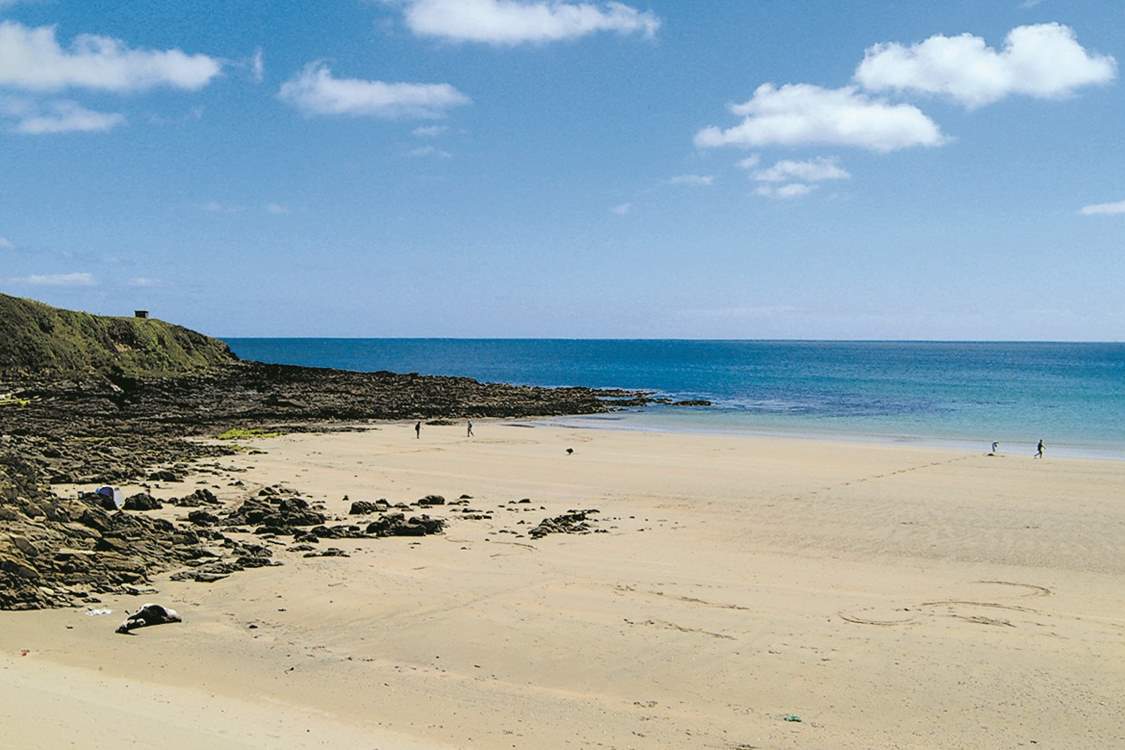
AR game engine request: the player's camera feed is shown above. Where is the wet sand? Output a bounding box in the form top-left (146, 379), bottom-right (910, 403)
top-left (3, 423), bottom-right (1124, 749)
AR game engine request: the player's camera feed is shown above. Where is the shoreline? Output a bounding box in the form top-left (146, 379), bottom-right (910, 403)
top-left (529, 412), bottom-right (1125, 462)
top-left (4, 421), bottom-right (1124, 748)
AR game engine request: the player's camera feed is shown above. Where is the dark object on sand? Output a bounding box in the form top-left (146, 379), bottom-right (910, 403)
top-left (123, 492), bottom-right (162, 511)
top-left (566, 448), bottom-right (574, 455)
top-left (116, 603), bottom-right (182, 634)
top-left (86, 486), bottom-right (122, 510)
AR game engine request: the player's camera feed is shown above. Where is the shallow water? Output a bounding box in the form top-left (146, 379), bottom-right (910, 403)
top-left (224, 339), bottom-right (1125, 457)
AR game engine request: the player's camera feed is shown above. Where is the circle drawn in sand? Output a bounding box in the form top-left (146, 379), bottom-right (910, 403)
top-left (971, 580), bottom-right (1052, 598)
top-left (837, 607), bottom-right (918, 626)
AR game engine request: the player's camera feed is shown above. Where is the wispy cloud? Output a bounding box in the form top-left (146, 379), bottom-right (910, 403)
top-left (407, 145), bottom-right (451, 158)
top-left (696, 83), bottom-right (944, 153)
top-left (0, 21), bottom-right (222, 93)
top-left (1, 97), bottom-right (125, 134)
top-left (127, 276), bottom-right (162, 288)
top-left (4, 272), bottom-right (96, 286)
top-left (411, 124), bottom-right (448, 138)
top-left (250, 48), bottom-right (264, 83)
top-left (401, 0), bottom-right (660, 45)
top-left (1079, 199), bottom-right (1125, 216)
top-left (201, 200), bottom-right (244, 214)
top-left (265, 202), bottom-right (289, 214)
top-left (664, 174), bottom-right (714, 187)
top-left (0, 236), bottom-right (13, 250)
top-left (856, 23), bottom-right (1116, 108)
top-left (752, 157), bottom-right (849, 183)
top-left (610, 202), bottom-right (632, 215)
top-left (754, 183), bottom-right (815, 200)
top-left (279, 61), bottom-right (470, 119)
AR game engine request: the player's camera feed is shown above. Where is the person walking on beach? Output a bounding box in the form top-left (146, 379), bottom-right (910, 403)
top-left (1035, 439), bottom-right (1045, 459)
top-left (415, 421), bottom-right (422, 440)
top-left (991, 441), bottom-right (999, 455)
top-left (467, 419), bottom-right (474, 438)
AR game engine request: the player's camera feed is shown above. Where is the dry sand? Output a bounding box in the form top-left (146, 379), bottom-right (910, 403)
top-left (2, 422), bottom-right (1124, 749)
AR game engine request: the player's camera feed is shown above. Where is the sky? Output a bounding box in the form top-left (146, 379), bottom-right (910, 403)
top-left (0, 0), bottom-right (1123, 340)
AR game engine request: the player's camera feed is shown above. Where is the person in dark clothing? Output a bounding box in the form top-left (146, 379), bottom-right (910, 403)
top-left (1035, 439), bottom-right (1045, 459)
top-left (467, 419), bottom-right (474, 438)
top-left (415, 421), bottom-right (422, 439)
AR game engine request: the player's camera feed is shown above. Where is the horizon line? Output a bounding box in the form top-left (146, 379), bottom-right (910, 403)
top-left (218, 336), bottom-right (1125, 345)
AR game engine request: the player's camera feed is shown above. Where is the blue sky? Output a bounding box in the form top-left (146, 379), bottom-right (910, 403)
top-left (0, 0), bottom-right (1122, 340)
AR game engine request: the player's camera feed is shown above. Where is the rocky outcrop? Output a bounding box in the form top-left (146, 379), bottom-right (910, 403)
top-left (0, 453), bottom-right (269, 609)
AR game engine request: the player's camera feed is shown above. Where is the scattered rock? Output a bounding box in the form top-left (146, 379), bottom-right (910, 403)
top-left (349, 499), bottom-right (389, 515)
top-left (365, 513), bottom-right (445, 538)
top-left (303, 547), bottom-right (349, 558)
top-left (123, 492), bottom-right (162, 511)
top-left (529, 509), bottom-right (601, 539)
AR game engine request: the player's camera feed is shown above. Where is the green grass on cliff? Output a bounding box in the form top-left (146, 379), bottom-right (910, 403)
top-left (0, 293), bottom-right (237, 379)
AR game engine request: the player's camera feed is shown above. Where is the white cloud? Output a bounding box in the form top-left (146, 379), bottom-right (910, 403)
top-left (265, 202), bottom-right (289, 214)
top-left (0, 236), bottom-right (12, 249)
top-left (0, 21), bottom-right (222, 93)
top-left (407, 145), bottom-right (451, 158)
top-left (610, 201), bottom-right (632, 215)
top-left (754, 183), bottom-right (814, 199)
top-left (3, 98), bottom-right (124, 134)
top-left (279, 62), bottom-right (470, 119)
top-left (695, 83), bottom-right (945, 153)
top-left (412, 124), bottom-right (448, 137)
top-left (1079, 199), bottom-right (1125, 216)
top-left (5, 272), bottom-right (96, 286)
top-left (402, 0), bottom-right (660, 45)
top-left (855, 23), bottom-right (1116, 108)
top-left (664, 174), bottom-right (713, 187)
top-left (753, 157), bottom-right (849, 183)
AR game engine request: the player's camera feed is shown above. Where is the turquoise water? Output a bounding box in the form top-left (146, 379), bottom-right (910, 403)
top-left (224, 339), bottom-right (1125, 457)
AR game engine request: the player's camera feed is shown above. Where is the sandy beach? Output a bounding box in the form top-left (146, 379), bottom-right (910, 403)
top-left (2, 422), bottom-right (1124, 749)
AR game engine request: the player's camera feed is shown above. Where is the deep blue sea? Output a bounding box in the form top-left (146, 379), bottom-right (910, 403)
top-left (224, 339), bottom-right (1125, 458)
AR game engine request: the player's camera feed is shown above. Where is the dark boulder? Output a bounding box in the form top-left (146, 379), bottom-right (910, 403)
top-left (123, 492), bottom-right (162, 511)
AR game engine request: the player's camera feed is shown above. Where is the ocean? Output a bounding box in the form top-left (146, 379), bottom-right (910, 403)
top-left (223, 339), bottom-right (1125, 458)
